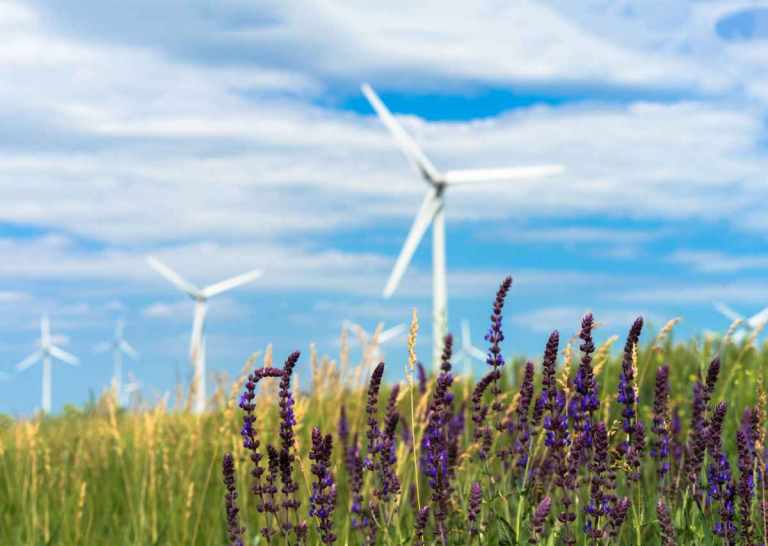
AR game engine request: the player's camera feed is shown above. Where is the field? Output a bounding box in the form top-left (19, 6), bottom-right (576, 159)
top-left (1, 279), bottom-right (766, 545)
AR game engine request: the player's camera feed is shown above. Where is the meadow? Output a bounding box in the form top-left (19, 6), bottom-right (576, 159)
top-left (1, 277), bottom-right (766, 545)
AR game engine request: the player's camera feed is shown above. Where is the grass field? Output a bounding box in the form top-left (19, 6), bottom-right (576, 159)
top-left (1, 279), bottom-right (766, 545)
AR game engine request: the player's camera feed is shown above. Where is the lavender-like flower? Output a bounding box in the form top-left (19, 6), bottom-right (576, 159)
top-left (607, 496), bottom-right (631, 540)
top-left (573, 314), bottom-right (598, 448)
top-left (471, 369), bottom-right (499, 460)
top-left (222, 452), bottom-right (245, 546)
top-left (510, 361), bottom-right (535, 473)
top-left (468, 481), bottom-right (482, 536)
top-left (626, 421), bottom-right (646, 482)
top-left (239, 366), bottom-right (283, 540)
top-left (338, 404), bottom-right (349, 456)
top-left (278, 351), bottom-right (303, 539)
top-left (484, 276), bottom-right (513, 422)
top-left (308, 427), bottom-right (337, 544)
top-left (414, 506), bottom-right (430, 546)
top-left (365, 362), bottom-right (385, 460)
top-left (585, 422), bottom-right (610, 540)
top-left (529, 495), bottom-right (552, 544)
top-left (421, 335), bottom-right (456, 545)
top-left (417, 362), bottom-right (427, 395)
top-left (617, 317), bottom-right (643, 452)
top-left (737, 424), bottom-right (755, 544)
top-left (656, 499), bottom-right (677, 546)
top-left (685, 381), bottom-right (708, 500)
top-left (541, 331), bottom-right (560, 411)
top-left (651, 365), bottom-right (671, 481)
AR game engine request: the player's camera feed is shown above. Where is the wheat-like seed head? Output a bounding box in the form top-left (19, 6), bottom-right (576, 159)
top-left (593, 335), bottom-right (619, 377)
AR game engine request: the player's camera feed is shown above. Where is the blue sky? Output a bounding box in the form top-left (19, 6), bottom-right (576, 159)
top-left (2, 0), bottom-right (768, 414)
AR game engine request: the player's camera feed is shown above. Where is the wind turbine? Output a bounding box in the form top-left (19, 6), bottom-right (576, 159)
top-left (146, 256), bottom-right (263, 414)
top-left (96, 320), bottom-right (138, 405)
top-left (714, 302), bottom-right (768, 343)
top-left (343, 321), bottom-right (406, 364)
top-left (123, 372), bottom-right (141, 407)
top-left (457, 319), bottom-right (486, 377)
top-left (16, 315), bottom-right (79, 413)
top-left (361, 83), bottom-right (564, 368)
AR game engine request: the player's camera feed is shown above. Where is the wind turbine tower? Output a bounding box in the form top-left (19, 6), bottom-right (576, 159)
top-left (16, 315), bottom-right (79, 413)
top-left (361, 83), bottom-right (564, 368)
top-left (97, 320), bottom-right (138, 405)
top-left (146, 256), bottom-right (262, 414)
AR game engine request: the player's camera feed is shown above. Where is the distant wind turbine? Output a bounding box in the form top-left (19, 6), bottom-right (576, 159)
top-left (714, 302), bottom-right (768, 342)
top-left (361, 83), bottom-right (564, 368)
top-left (146, 256), bottom-right (262, 414)
top-left (96, 320), bottom-right (138, 405)
top-left (457, 319), bottom-right (486, 376)
top-left (16, 315), bottom-right (79, 413)
top-left (343, 320), bottom-right (406, 363)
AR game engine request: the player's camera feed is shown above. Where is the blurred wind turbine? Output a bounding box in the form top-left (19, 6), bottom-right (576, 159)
top-left (343, 320), bottom-right (406, 363)
top-left (16, 315), bottom-right (79, 413)
top-left (362, 83), bottom-right (564, 368)
top-left (714, 302), bottom-right (768, 343)
top-left (95, 320), bottom-right (138, 406)
top-left (457, 319), bottom-right (486, 377)
top-left (123, 372), bottom-right (141, 407)
top-left (146, 256), bottom-right (262, 414)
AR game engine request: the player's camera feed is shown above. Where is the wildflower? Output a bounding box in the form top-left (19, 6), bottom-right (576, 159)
top-left (608, 496), bottom-right (631, 540)
top-left (222, 452), bottom-right (245, 546)
top-left (239, 366), bottom-right (283, 540)
top-left (468, 481), bottom-right (482, 536)
top-left (417, 362), bottom-right (427, 395)
top-left (414, 506), bottom-right (430, 546)
top-left (737, 424), bottom-right (755, 544)
top-left (308, 427), bottom-right (337, 544)
top-left (651, 365), bottom-right (671, 481)
top-left (585, 422), bottom-right (610, 541)
top-left (484, 276), bottom-right (513, 423)
top-left (529, 495), bottom-right (551, 544)
top-left (471, 369), bottom-right (499, 460)
top-left (277, 351), bottom-right (302, 536)
top-left (617, 317), bottom-right (643, 452)
top-left (656, 499), bottom-right (677, 546)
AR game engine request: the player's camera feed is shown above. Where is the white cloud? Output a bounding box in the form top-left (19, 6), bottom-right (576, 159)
top-left (669, 250), bottom-right (768, 273)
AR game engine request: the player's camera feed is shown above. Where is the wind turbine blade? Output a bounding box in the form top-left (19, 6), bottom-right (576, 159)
top-left (361, 83), bottom-right (441, 182)
top-left (379, 323), bottom-right (406, 344)
top-left (443, 165), bottom-right (565, 185)
top-left (16, 350), bottom-right (42, 371)
top-left (49, 346), bottom-right (79, 365)
top-left (201, 269), bottom-right (263, 298)
top-left (146, 256), bottom-right (200, 297)
top-left (468, 345), bottom-right (487, 361)
top-left (747, 307), bottom-right (768, 329)
top-left (461, 320), bottom-right (471, 348)
top-left (383, 189), bottom-right (441, 298)
top-left (120, 340), bottom-right (139, 359)
top-left (714, 302), bottom-right (744, 323)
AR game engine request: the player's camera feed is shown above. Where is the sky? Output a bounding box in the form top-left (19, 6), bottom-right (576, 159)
top-left (2, 0), bottom-right (768, 414)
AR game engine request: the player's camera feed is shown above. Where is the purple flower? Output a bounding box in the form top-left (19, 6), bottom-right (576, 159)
top-left (238, 366), bottom-right (283, 540)
top-left (414, 506), bottom-right (430, 546)
top-left (608, 496), bottom-right (630, 540)
top-left (617, 317), bottom-right (643, 452)
top-left (484, 276), bottom-right (513, 424)
top-left (471, 369), bottom-right (499, 461)
top-left (656, 499), bottom-right (677, 546)
top-left (529, 495), bottom-right (551, 544)
top-left (222, 452), bottom-right (245, 546)
top-left (737, 422), bottom-right (755, 544)
top-left (416, 362), bottom-right (427, 395)
top-left (585, 422), bottom-right (610, 541)
top-left (685, 381), bottom-right (707, 500)
top-left (651, 365), bottom-right (671, 481)
top-left (308, 427), bottom-right (337, 544)
top-left (421, 335), bottom-right (456, 545)
top-left (468, 481), bottom-right (482, 536)
top-left (278, 351), bottom-right (303, 539)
